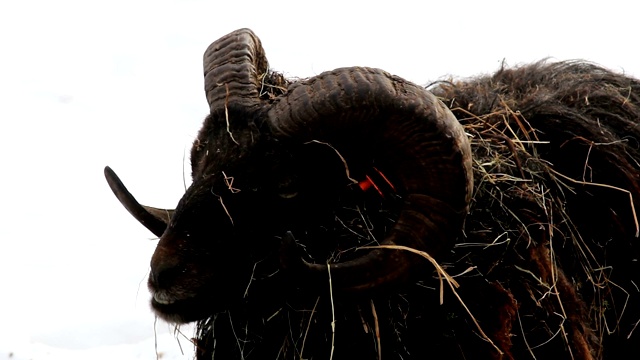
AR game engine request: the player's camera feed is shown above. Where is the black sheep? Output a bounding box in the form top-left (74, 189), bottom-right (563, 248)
top-left (106, 29), bottom-right (640, 359)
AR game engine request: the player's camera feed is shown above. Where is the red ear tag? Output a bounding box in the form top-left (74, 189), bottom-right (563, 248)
top-left (357, 168), bottom-right (396, 198)
top-left (366, 175), bottom-right (385, 198)
top-left (358, 178), bottom-right (373, 191)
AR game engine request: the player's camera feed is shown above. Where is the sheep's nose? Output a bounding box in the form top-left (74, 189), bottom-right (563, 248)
top-left (149, 245), bottom-right (182, 289)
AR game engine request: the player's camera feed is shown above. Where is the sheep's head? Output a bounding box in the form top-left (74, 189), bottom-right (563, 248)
top-left (105, 28), bottom-right (473, 324)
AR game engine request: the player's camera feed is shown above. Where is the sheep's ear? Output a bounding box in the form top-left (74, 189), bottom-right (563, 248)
top-left (104, 166), bottom-right (172, 238)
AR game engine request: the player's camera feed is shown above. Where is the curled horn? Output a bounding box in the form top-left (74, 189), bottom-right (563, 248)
top-left (203, 28), bottom-right (268, 112)
top-left (269, 67), bottom-right (473, 291)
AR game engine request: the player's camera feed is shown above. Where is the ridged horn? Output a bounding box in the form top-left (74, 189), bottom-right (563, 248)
top-left (104, 166), bottom-right (173, 238)
top-left (203, 28), bottom-right (268, 112)
top-left (269, 67), bottom-right (473, 291)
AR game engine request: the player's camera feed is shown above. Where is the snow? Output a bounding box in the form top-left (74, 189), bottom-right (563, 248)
top-left (5, 327), bottom-right (196, 360)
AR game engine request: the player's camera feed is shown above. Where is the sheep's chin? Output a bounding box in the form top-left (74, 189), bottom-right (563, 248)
top-left (150, 293), bottom-right (213, 324)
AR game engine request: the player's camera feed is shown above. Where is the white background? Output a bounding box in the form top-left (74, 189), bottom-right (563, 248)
top-left (1, 0), bottom-right (638, 358)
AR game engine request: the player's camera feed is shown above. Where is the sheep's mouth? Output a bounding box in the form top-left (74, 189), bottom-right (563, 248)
top-left (152, 291), bottom-right (178, 305)
top-left (150, 291), bottom-right (213, 324)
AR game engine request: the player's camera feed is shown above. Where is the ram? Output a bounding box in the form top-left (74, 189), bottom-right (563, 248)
top-left (105, 28), bottom-right (640, 359)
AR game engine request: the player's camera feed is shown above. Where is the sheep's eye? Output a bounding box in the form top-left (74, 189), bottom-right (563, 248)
top-left (276, 176), bottom-right (298, 199)
top-left (278, 190), bottom-right (299, 199)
